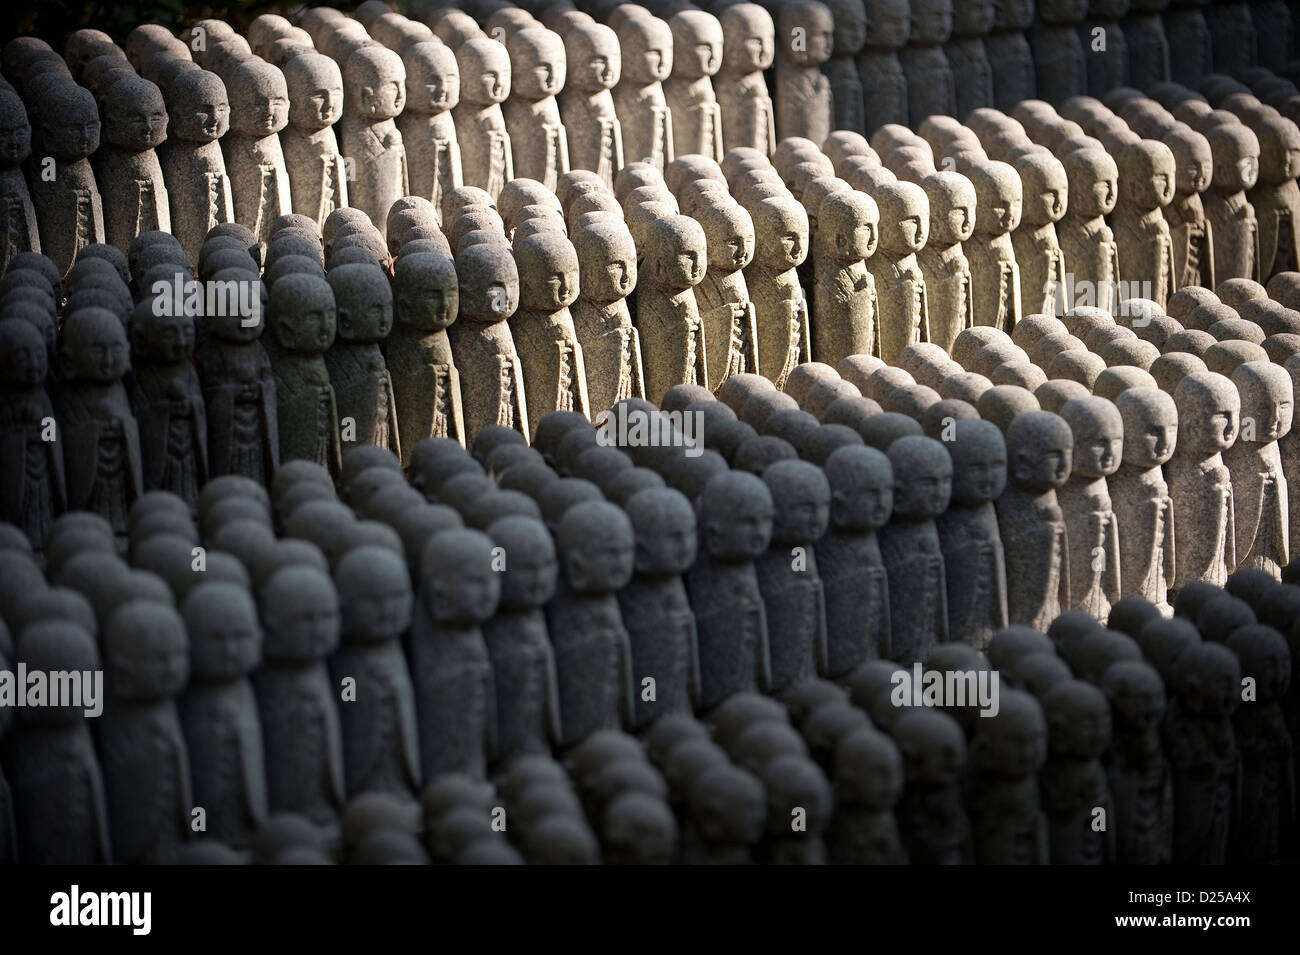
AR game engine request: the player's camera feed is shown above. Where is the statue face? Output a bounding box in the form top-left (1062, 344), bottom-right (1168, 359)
top-left (304, 81), bottom-right (343, 128)
top-left (865, 0), bottom-right (910, 47)
top-left (478, 67), bottom-right (508, 104)
top-left (578, 228), bottom-right (637, 302)
top-left (691, 38), bottom-right (722, 76)
top-left (511, 32), bottom-right (566, 99)
top-left (1121, 400), bottom-right (1177, 469)
top-left (503, 544), bottom-right (557, 608)
top-left (635, 503), bottom-right (696, 575)
top-left (891, 456), bottom-right (951, 518)
top-left (786, 6), bottom-right (835, 66)
top-left (1013, 434), bottom-right (1072, 490)
top-left (911, 0), bottom-right (953, 44)
top-left (0, 111), bottom-right (30, 165)
top-left (107, 90), bottom-right (168, 150)
top-left (769, 470), bottom-right (831, 542)
top-left (408, 46), bottom-right (459, 113)
top-left (953, 0), bottom-right (996, 34)
top-left (0, 327), bottom-right (46, 386)
top-left (706, 493), bottom-right (774, 560)
top-left (829, 0), bottom-right (868, 53)
top-left (191, 611), bottom-right (260, 680)
top-left (895, 210), bottom-right (927, 253)
top-left (989, 712), bottom-right (1046, 775)
top-left (397, 269), bottom-right (458, 331)
top-left (343, 577), bottom-right (411, 642)
top-left (1060, 699), bottom-right (1110, 755)
top-left (249, 84), bottom-right (290, 136)
top-left (1239, 373), bottom-right (1293, 442)
top-left (429, 556), bottom-right (499, 623)
top-left (335, 289), bottom-right (393, 342)
top-left (987, 184), bottom-right (1022, 234)
top-left (1112, 679), bottom-right (1164, 732)
top-left (950, 442), bottom-right (1007, 506)
top-left (1187, 401), bottom-right (1238, 453)
top-left (1171, 142), bottom-right (1211, 196)
top-left (1073, 414), bottom-right (1123, 478)
top-left (656, 233), bottom-right (705, 288)
top-left (266, 589), bottom-right (339, 660)
top-left (46, 103), bottom-right (100, 159)
top-left (69, 319), bottom-right (129, 383)
top-left (147, 311), bottom-right (196, 363)
top-left (565, 530), bottom-right (635, 592)
top-left (831, 462), bottom-right (893, 532)
top-left (1128, 146), bottom-right (1175, 209)
top-left (945, 198), bottom-right (974, 242)
top-left (110, 617), bottom-right (188, 699)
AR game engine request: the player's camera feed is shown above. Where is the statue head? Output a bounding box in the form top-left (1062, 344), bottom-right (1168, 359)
top-left (225, 58), bottom-right (289, 137)
top-left (574, 217), bottom-right (637, 303)
top-left (456, 244), bottom-right (519, 324)
top-left (103, 600), bottom-right (188, 700)
top-left (261, 564), bottom-right (340, 661)
top-left (885, 435), bottom-right (952, 519)
top-left (1059, 395), bottom-right (1123, 479)
top-left (334, 545), bottom-right (412, 643)
top-left (970, 160), bottom-right (1022, 237)
top-left (38, 82), bottom-right (100, 160)
top-left (0, 318), bottom-right (48, 388)
top-left (1014, 153), bottom-right (1068, 227)
top-left (1116, 387), bottom-right (1177, 469)
top-left (818, 190), bottom-right (879, 261)
top-left (393, 252), bottom-right (458, 332)
top-left (624, 487), bottom-right (697, 576)
top-left (920, 171), bottom-right (976, 245)
top-left (0, 87), bottom-right (32, 166)
top-left (762, 459), bottom-right (831, 545)
top-left (909, 0), bottom-right (954, 45)
top-left (269, 273), bottom-right (335, 353)
top-left (698, 470), bottom-right (774, 560)
top-left (563, 22), bottom-right (620, 94)
top-left (1173, 371), bottom-right (1240, 455)
top-left (513, 232), bottom-right (580, 312)
top-left (862, 0), bottom-right (911, 49)
top-left (645, 214), bottom-right (707, 290)
top-left (823, 445), bottom-right (893, 533)
top-left (283, 53), bottom-right (344, 132)
top-left (183, 581), bottom-right (261, 681)
top-left (344, 45), bottom-right (405, 120)
top-left (1161, 125), bottom-right (1212, 198)
top-left (420, 528), bottom-right (501, 626)
top-left (1205, 123), bottom-right (1260, 195)
top-left (971, 688), bottom-right (1047, 776)
top-left (720, 4), bottom-right (776, 73)
top-left (946, 418), bottom-right (1007, 506)
top-left (1231, 360), bottom-right (1293, 444)
top-left (404, 41), bottom-right (459, 116)
top-left (1118, 139), bottom-right (1176, 210)
top-left (668, 10), bottom-right (723, 80)
top-left (103, 76), bottom-right (168, 150)
top-left (556, 501), bottom-right (635, 593)
top-left (60, 307), bottom-right (129, 383)
top-left (617, 14), bottom-right (673, 85)
top-left (778, 1), bottom-right (835, 67)
top-left (1005, 410), bottom-right (1073, 491)
top-left (456, 37), bottom-right (511, 107)
top-left (751, 196), bottom-right (809, 270)
top-left (874, 180), bottom-right (929, 256)
top-left (1254, 116), bottom-right (1300, 186)
top-left (327, 263), bottom-right (393, 344)
top-left (508, 27), bottom-right (566, 100)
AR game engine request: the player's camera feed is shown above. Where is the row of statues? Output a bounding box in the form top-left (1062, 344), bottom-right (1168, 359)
top-left (0, 404), bottom-right (1294, 865)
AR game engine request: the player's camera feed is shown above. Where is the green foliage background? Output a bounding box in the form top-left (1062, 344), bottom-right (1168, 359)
top-left (3, 1), bottom-right (361, 49)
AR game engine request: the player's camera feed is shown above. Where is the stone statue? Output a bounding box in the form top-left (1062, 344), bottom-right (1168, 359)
top-left (857, 0), bottom-right (910, 134)
top-left (330, 546), bottom-right (420, 797)
top-left (613, 13), bottom-right (674, 171)
top-left (1012, 153), bottom-right (1069, 316)
top-left (559, 23), bottom-right (623, 188)
top-left (967, 161), bottom-right (1023, 331)
top-left (280, 53), bottom-right (348, 232)
top-left (388, 252), bottom-right (465, 459)
top-left (479, 516), bottom-right (561, 763)
top-left (128, 296), bottom-right (206, 515)
top-left (1031, 0), bottom-right (1089, 103)
top-left (1111, 388), bottom-right (1178, 612)
top-left (97, 602), bottom-right (192, 864)
top-left (967, 688), bottom-right (1049, 863)
top-left (159, 70), bottom-right (232, 269)
top-left (1161, 124), bottom-right (1214, 292)
top-left (775, 0), bottom-right (835, 145)
top-left (1168, 371), bottom-right (1239, 591)
top-left (339, 46), bottom-right (409, 244)
top-left (510, 231), bottom-right (591, 438)
top-left (546, 501), bottom-right (636, 745)
top-left (266, 274), bottom-right (341, 481)
top-left (1055, 148), bottom-right (1118, 314)
top-left (254, 565), bottom-right (344, 826)
top-left (446, 243), bottom-right (529, 442)
top-left (637, 213), bottom-right (709, 403)
top-left (892, 709), bottom-right (972, 862)
top-left (5, 621), bottom-right (111, 863)
top-left (453, 37), bottom-right (514, 201)
top-left (1224, 361), bottom-right (1290, 575)
top-left (94, 76), bottom-right (170, 253)
top-left (0, 319), bottom-right (65, 555)
top-left (664, 10), bottom-right (724, 161)
top-left (877, 436), bottom-right (951, 661)
top-left (619, 488), bottom-right (701, 726)
top-left (1101, 660), bottom-right (1173, 863)
top-left (0, 88), bottom-right (37, 272)
top-left (715, 4), bottom-right (776, 155)
top-left (1057, 396), bottom-right (1124, 620)
top-left (817, 445), bottom-right (893, 672)
top-left (823, 0), bottom-right (868, 135)
top-left (901, 0), bottom-right (956, 121)
top-left (29, 84), bottom-right (104, 278)
top-left (54, 308), bottom-right (142, 545)
top-left (986, 0), bottom-right (1036, 110)
top-left (325, 263), bottom-right (400, 460)
top-left (1247, 116), bottom-right (1300, 282)
top-left (1111, 140), bottom-right (1176, 309)
top-left (685, 471), bottom-right (773, 708)
top-left (1040, 679), bottom-right (1115, 862)
top-left (827, 727), bottom-right (906, 863)
top-left (1162, 641), bottom-right (1240, 864)
top-left (179, 582), bottom-right (267, 847)
top-left (504, 27), bottom-right (570, 192)
top-left (756, 460), bottom-right (829, 691)
top-left (869, 181), bottom-right (930, 365)
top-left (1204, 123), bottom-right (1261, 285)
top-left (936, 419), bottom-right (1009, 650)
top-left (917, 171), bottom-right (974, 350)
top-left (1082, 0), bottom-right (1130, 95)
top-left (221, 59), bottom-right (291, 255)
top-left (409, 528), bottom-right (499, 777)
top-left (997, 410), bottom-right (1073, 629)
top-left (1165, 0), bottom-right (1214, 86)
top-left (811, 190), bottom-right (879, 365)
top-left (571, 216), bottom-right (645, 412)
top-left (1121, 0), bottom-right (1171, 89)
top-left (195, 271), bottom-right (279, 485)
top-left (397, 42), bottom-right (461, 218)
top-left (946, 0), bottom-right (995, 118)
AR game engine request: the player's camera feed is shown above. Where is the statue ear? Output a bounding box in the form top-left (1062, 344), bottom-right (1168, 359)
top-left (361, 85), bottom-right (375, 109)
top-left (338, 309), bottom-right (353, 337)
